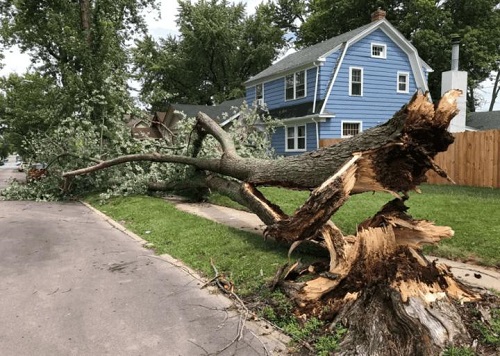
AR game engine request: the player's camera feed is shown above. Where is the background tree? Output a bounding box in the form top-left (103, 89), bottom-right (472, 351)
top-left (133, 0), bottom-right (286, 107)
top-left (0, 0), bottom-right (158, 131)
top-left (259, 0), bottom-right (307, 34)
top-left (287, 0), bottom-right (500, 111)
top-left (0, 73), bottom-right (62, 157)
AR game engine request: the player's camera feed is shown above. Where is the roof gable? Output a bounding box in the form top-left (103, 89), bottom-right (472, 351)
top-left (246, 19), bottom-right (430, 87)
top-left (246, 22), bottom-right (374, 85)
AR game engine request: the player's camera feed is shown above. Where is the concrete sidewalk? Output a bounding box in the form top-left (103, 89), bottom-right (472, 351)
top-left (170, 198), bottom-right (500, 293)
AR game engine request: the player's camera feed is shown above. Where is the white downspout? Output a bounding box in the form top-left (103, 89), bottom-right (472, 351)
top-left (320, 43), bottom-right (349, 114)
top-left (311, 118), bottom-right (320, 149)
top-left (312, 59), bottom-right (324, 113)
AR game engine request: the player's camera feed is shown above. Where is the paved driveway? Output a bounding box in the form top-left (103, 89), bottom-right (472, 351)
top-left (0, 201), bottom-right (285, 355)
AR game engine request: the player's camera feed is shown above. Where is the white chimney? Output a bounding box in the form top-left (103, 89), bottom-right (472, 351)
top-left (451, 34), bottom-right (460, 71)
top-left (441, 35), bottom-right (468, 132)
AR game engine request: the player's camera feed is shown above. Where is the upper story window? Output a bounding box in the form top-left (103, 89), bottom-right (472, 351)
top-left (255, 83), bottom-right (264, 105)
top-left (286, 124), bottom-right (306, 151)
top-left (397, 72), bottom-right (409, 93)
top-left (341, 121), bottom-right (362, 138)
top-left (349, 67), bottom-right (363, 96)
top-left (371, 43), bottom-right (386, 58)
top-left (285, 70), bottom-right (306, 101)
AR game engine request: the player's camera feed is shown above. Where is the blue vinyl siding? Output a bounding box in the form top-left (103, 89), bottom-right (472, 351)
top-left (321, 29), bottom-right (417, 139)
top-left (305, 122), bottom-right (317, 151)
top-left (318, 50), bottom-right (341, 100)
top-left (271, 126), bottom-right (286, 154)
top-left (246, 85), bottom-right (257, 104)
top-left (271, 122), bottom-right (317, 156)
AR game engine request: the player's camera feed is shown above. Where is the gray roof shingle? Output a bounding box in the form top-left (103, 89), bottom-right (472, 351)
top-left (467, 111), bottom-right (500, 130)
top-left (172, 98), bottom-right (244, 122)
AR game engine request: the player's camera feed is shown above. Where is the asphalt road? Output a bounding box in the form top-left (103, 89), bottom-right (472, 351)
top-left (0, 201), bottom-right (285, 355)
top-left (0, 156), bottom-right (25, 191)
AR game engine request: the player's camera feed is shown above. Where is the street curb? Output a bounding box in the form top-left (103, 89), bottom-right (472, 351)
top-left (80, 200), bottom-right (150, 246)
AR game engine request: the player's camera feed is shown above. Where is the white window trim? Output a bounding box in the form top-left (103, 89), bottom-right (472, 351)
top-left (397, 71), bottom-right (410, 93)
top-left (285, 124), bottom-right (307, 152)
top-left (371, 43), bottom-right (387, 59)
top-left (341, 120), bottom-right (362, 138)
top-left (255, 83), bottom-right (264, 106)
top-left (284, 70), bottom-right (307, 102)
top-left (349, 67), bottom-right (363, 97)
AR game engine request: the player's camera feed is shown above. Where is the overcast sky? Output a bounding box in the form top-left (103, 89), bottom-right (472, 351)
top-left (0, 0), bottom-right (498, 111)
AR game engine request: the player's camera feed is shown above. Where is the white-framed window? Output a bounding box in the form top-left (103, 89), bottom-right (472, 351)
top-left (349, 67), bottom-right (363, 96)
top-left (371, 43), bottom-right (387, 58)
top-left (397, 72), bottom-right (409, 93)
top-left (255, 83), bottom-right (264, 105)
top-left (341, 121), bottom-right (362, 138)
top-left (286, 124), bottom-right (307, 151)
top-left (285, 70), bottom-right (306, 101)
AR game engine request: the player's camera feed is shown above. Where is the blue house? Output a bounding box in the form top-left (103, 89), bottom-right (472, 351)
top-left (244, 9), bottom-right (432, 156)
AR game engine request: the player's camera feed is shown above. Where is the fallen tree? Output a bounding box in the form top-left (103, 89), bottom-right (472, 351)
top-left (64, 90), bottom-right (494, 355)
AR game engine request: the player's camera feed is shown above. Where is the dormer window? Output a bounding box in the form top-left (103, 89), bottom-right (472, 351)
top-left (285, 70), bottom-right (306, 101)
top-left (371, 43), bottom-right (386, 59)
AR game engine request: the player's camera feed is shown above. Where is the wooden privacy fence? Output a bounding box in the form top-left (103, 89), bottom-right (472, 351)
top-left (427, 130), bottom-right (500, 188)
top-left (320, 130), bottom-right (500, 188)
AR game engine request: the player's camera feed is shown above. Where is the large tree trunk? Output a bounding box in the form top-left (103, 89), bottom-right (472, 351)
top-left (64, 90), bottom-right (484, 354)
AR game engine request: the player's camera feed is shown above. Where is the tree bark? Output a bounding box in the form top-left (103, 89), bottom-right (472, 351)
top-left (79, 0), bottom-right (92, 46)
top-left (64, 90), bottom-right (483, 355)
top-left (489, 70), bottom-right (500, 111)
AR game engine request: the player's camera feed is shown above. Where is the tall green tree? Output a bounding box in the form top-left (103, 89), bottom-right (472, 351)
top-left (133, 0), bottom-right (285, 107)
top-left (0, 0), bottom-right (158, 126)
top-left (0, 72), bottom-right (62, 156)
top-left (287, 0), bottom-right (500, 111)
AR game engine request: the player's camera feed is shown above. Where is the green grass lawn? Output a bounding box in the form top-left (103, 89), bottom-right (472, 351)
top-left (210, 184), bottom-right (500, 267)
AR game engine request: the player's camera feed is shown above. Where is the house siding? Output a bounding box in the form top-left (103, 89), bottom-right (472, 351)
top-left (246, 85), bottom-right (257, 104)
top-left (321, 29), bottom-right (417, 139)
top-left (271, 122), bottom-right (317, 156)
top-left (318, 50), bottom-right (341, 100)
